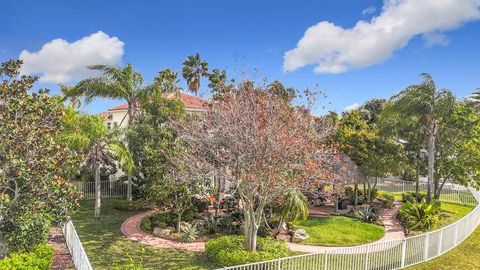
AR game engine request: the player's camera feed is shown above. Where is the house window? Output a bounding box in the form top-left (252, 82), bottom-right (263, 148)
top-left (113, 122), bottom-right (118, 128)
top-left (107, 122), bottom-right (112, 129)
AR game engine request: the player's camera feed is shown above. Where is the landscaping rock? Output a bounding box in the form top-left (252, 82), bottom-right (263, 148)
top-left (153, 227), bottom-right (172, 237)
top-left (291, 228), bottom-right (309, 243)
top-left (275, 233), bottom-right (291, 242)
top-left (179, 221), bottom-right (191, 231)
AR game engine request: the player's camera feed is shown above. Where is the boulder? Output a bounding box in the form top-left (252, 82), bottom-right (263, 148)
top-left (291, 228), bottom-right (309, 243)
top-left (153, 227), bottom-right (172, 237)
top-left (275, 233), bottom-right (291, 242)
top-left (179, 221), bottom-right (191, 231)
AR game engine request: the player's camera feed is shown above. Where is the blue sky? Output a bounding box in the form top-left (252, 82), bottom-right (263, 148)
top-left (1, 0), bottom-right (480, 115)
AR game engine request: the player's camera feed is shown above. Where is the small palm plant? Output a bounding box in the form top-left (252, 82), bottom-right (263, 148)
top-left (181, 224), bottom-right (199, 243)
top-left (398, 198), bottom-right (441, 231)
top-left (275, 188), bottom-right (309, 234)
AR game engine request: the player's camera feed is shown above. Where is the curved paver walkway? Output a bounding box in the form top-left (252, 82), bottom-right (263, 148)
top-left (120, 209), bottom-right (205, 251)
top-left (288, 201), bottom-right (405, 253)
top-left (121, 202), bottom-right (405, 253)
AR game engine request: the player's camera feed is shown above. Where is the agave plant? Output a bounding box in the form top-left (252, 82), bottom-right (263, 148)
top-left (181, 224), bottom-right (199, 243)
top-left (398, 198), bottom-right (441, 231)
top-left (354, 206), bottom-right (378, 223)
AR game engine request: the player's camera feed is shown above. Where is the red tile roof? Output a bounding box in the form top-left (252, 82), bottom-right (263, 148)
top-left (107, 92), bottom-right (208, 111)
top-left (98, 111), bottom-right (112, 119)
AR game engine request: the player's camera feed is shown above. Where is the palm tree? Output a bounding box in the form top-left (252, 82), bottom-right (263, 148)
top-left (275, 188), bottom-right (309, 236)
top-left (59, 84), bottom-right (83, 108)
top-left (63, 110), bottom-right (134, 216)
top-left (182, 54), bottom-right (208, 96)
top-left (391, 73), bottom-right (455, 201)
top-left (75, 63), bottom-right (160, 126)
top-left (470, 88), bottom-right (480, 112)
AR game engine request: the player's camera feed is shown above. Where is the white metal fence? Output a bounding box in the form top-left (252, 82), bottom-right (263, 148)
top-left (63, 220), bottom-right (93, 270)
top-left (219, 179), bottom-right (480, 270)
top-left (71, 180), bottom-right (128, 199)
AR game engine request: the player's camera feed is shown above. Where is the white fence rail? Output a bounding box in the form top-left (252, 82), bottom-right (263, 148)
top-left (63, 220), bottom-right (93, 270)
top-left (219, 179), bottom-right (480, 270)
top-left (71, 180), bottom-right (127, 199)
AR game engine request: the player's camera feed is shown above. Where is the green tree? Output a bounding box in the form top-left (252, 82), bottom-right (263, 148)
top-left (335, 110), bottom-right (402, 204)
top-left (182, 53), bottom-right (208, 96)
top-left (274, 188), bottom-right (309, 235)
top-left (267, 80), bottom-right (296, 103)
top-left (208, 68), bottom-right (235, 101)
top-left (435, 103), bottom-right (480, 195)
top-left (126, 94), bottom-right (185, 204)
top-left (390, 73), bottom-right (455, 201)
top-left (75, 63), bottom-right (160, 126)
top-left (154, 68), bottom-right (182, 94)
top-left (59, 84), bottom-right (83, 108)
top-left (0, 60), bottom-right (80, 252)
top-left (62, 109), bottom-right (134, 217)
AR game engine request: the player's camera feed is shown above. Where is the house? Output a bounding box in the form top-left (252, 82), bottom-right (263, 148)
top-left (98, 92), bottom-right (208, 182)
top-left (98, 92), bottom-right (208, 128)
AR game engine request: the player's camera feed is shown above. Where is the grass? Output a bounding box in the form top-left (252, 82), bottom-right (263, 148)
top-left (408, 223), bottom-right (480, 270)
top-left (294, 216), bottom-right (385, 246)
top-left (73, 199), bottom-right (214, 270)
top-left (437, 202), bottom-right (474, 228)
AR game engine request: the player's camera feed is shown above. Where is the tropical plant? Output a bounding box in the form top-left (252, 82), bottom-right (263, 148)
top-left (390, 73), bottom-right (455, 201)
top-left (62, 110), bottom-right (134, 217)
top-left (59, 84), bottom-right (83, 108)
top-left (397, 198), bottom-right (441, 231)
top-left (182, 53), bottom-right (208, 96)
top-left (208, 68), bottom-right (235, 101)
top-left (0, 60), bottom-right (80, 253)
top-left (354, 206), bottom-right (378, 223)
top-left (154, 69), bottom-right (182, 94)
top-left (181, 224), bottom-right (199, 243)
top-left (275, 188), bottom-right (309, 234)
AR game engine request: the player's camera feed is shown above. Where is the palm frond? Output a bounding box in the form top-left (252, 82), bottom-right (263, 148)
top-left (108, 140), bottom-right (134, 173)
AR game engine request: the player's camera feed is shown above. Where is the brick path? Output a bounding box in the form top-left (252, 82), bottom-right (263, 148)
top-left (121, 203), bottom-right (405, 253)
top-left (120, 209), bottom-right (205, 251)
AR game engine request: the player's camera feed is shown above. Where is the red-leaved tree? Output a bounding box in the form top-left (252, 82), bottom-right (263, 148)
top-left (173, 83), bottom-right (345, 251)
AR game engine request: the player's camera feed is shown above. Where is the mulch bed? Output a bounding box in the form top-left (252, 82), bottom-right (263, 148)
top-left (48, 227), bottom-right (74, 270)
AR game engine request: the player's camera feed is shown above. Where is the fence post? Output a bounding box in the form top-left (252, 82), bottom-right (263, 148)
top-left (324, 252), bottom-right (328, 270)
top-left (277, 258), bottom-right (281, 270)
top-left (424, 233), bottom-right (429, 260)
top-left (364, 245), bottom-right (370, 270)
top-left (400, 239), bottom-right (407, 268)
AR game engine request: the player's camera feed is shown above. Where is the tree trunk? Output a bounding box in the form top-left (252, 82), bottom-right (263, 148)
top-left (427, 119), bottom-right (438, 202)
top-left (127, 173), bottom-right (132, 201)
top-left (243, 209), bottom-right (259, 251)
top-left (354, 181), bottom-right (359, 206)
top-left (415, 149), bottom-right (421, 200)
top-left (95, 165), bottom-right (101, 218)
top-left (176, 212), bottom-right (182, 233)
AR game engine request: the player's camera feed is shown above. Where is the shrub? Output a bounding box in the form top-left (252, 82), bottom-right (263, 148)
top-left (398, 198), bottom-right (441, 232)
top-left (106, 198), bottom-right (145, 212)
top-left (402, 192), bottom-right (427, 203)
top-left (0, 244), bottom-right (53, 270)
top-left (205, 235), bottom-right (288, 267)
top-left (354, 206), bottom-right (378, 223)
top-left (378, 194), bottom-right (395, 208)
top-left (140, 216), bottom-right (152, 232)
top-left (203, 215), bottom-right (220, 234)
top-left (181, 224), bottom-right (199, 243)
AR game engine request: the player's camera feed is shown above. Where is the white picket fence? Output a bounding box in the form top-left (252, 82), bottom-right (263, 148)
top-left (71, 180), bottom-right (128, 199)
top-left (63, 220), bottom-right (93, 270)
top-left (218, 179), bottom-right (480, 270)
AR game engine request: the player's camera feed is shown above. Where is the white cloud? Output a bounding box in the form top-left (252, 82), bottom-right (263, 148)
top-left (362, 5), bottom-right (376, 17)
top-left (284, 0), bottom-right (480, 74)
top-left (19, 31), bottom-right (124, 83)
top-left (422, 32), bottom-right (450, 47)
top-left (344, 103), bottom-right (360, 112)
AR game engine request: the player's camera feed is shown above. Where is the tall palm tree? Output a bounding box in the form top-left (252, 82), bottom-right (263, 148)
top-left (63, 110), bottom-right (134, 216)
top-left (75, 63), bottom-right (160, 126)
top-left (182, 54), bottom-right (208, 96)
top-left (59, 84), bottom-right (83, 108)
top-left (391, 73), bottom-right (455, 201)
top-left (470, 88), bottom-right (480, 112)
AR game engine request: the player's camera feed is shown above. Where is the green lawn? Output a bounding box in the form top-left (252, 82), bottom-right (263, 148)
top-left (437, 202), bottom-right (474, 228)
top-left (294, 216), bottom-right (385, 246)
top-left (408, 223), bottom-right (480, 270)
top-left (73, 199), bottom-right (214, 270)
